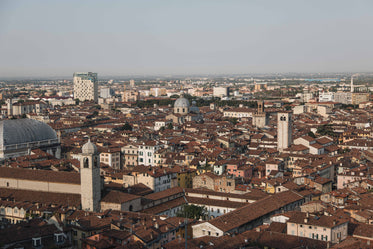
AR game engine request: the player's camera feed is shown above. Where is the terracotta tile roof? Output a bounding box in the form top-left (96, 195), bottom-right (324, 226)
top-left (0, 167), bottom-right (80, 184)
top-left (145, 187), bottom-right (183, 201)
top-left (207, 191), bottom-right (304, 232)
top-left (287, 211), bottom-right (348, 228)
top-left (0, 187), bottom-right (81, 207)
top-left (101, 190), bottom-right (141, 204)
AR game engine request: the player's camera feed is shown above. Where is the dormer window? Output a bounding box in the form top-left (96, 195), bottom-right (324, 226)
top-left (54, 233), bottom-right (65, 243)
top-left (32, 237), bottom-right (41, 247)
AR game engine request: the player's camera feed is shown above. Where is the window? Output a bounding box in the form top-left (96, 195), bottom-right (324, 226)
top-left (54, 233), bottom-right (65, 243)
top-left (83, 157), bottom-right (89, 168)
top-left (32, 237), bottom-right (41, 247)
top-left (208, 231), bottom-right (211, 236)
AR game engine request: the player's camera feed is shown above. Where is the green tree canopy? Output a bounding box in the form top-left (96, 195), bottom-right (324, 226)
top-left (122, 122), bottom-right (133, 131)
top-left (176, 204), bottom-right (208, 220)
top-left (317, 124), bottom-right (335, 137)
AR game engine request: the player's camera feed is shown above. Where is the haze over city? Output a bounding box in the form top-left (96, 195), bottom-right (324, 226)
top-left (1, 1), bottom-right (373, 249)
top-left (1, 0), bottom-right (373, 78)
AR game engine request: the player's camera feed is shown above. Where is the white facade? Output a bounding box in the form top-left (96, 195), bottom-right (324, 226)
top-left (73, 72), bottom-right (98, 103)
top-left (100, 151), bottom-right (121, 169)
top-left (213, 87), bottom-right (229, 97)
top-left (138, 143), bottom-right (163, 166)
top-left (213, 165), bottom-right (226, 175)
top-left (319, 91), bottom-right (334, 102)
top-left (287, 219), bottom-right (348, 243)
top-left (223, 110), bottom-right (253, 118)
top-left (192, 222), bottom-right (224, 238)
top-left (277, 112), bottom-right (292, 152)
top-left (154, 121), bottom-right (171, 131)
top-left (135, 171), bottom-right (175, 192)
top-left (293, 105), bottom-right (306, 114)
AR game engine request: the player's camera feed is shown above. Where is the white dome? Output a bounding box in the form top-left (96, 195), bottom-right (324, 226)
top-left (174, 97), bottom-right (190, 108)
top-left (82, 139), bottom-right (97, 154)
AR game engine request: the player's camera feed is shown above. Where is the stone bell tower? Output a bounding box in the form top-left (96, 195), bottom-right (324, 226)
top-left (277, 112), bottom-right (292, 152)
top-left (80, 138), bottom-right (101, 212)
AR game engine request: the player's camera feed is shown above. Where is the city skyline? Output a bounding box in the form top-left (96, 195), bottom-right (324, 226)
top-left (1, 0), bottom-right (373, 77)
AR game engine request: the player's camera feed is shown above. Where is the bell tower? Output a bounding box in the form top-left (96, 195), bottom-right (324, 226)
top-left (80, 138), bottom-right (101, 212)
top-left (277, 112), bottom-right (292, 152)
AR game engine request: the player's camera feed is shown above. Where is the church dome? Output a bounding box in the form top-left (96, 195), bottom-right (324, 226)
top-left (190, 101), bottom-right (200, 113)
top-left (82, 139), bottom-right (97, 154)
top-left (0, 119), bottom-right (58, 147)
top-left (174, 96), bottom-right (190, 108)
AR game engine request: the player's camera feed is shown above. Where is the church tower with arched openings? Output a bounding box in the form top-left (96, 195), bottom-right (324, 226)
top-left (80, 138), bottom-right (101, 212)
top-left (277, 112), bottom-right (292, 152)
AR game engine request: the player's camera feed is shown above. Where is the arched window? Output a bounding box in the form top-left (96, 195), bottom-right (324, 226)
top-left (83, 158), bottom-right (89, 168)
top-left (129, 205), bottom-right (133, 212)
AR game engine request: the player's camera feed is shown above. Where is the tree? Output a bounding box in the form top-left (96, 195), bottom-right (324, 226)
top-left (74, 98), bottom-right (80, 105)
top-left (317, 124), bottom-right (335, 137)
top-left (285, 105), bottom-right (292, 111)
top-left (228, 117), bottom-right (238, 125)
top-left (176, 204), bottom-right (208, 220)
top-left (122, 122), bottom-right (133, 131)
top-left (167, 122), bottom-right (173, 130)
top-left (307, 131), bottom-right (316, 138)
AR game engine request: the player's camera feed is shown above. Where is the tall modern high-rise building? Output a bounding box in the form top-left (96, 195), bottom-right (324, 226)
top-left (277, 112), bottom-right (292, 152)
top-left (73, 72), bottom-right (98, 103)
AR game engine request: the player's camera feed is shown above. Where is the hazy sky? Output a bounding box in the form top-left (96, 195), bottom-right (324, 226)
top-left (0, 0), bottom-right (373, 77)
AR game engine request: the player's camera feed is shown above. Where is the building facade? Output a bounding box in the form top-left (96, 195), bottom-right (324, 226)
top-left (73, 72), bottom-right (98, 103)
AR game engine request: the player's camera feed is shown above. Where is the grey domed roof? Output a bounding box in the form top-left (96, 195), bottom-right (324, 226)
top-left (82, 139), bottom-right (97, 154)
top-left (0, 119), bottom-right (58, 147)
top-left (174, 97), bottom-right (190, 108)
